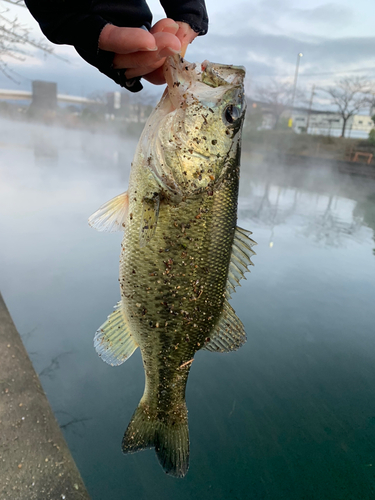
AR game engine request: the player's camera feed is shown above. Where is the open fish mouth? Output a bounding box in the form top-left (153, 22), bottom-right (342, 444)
top-left (163, 55), bottom-right (246, 111)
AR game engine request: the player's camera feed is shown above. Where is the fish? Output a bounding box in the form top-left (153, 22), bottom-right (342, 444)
top-left (88, 54), bottom-right (256, 477)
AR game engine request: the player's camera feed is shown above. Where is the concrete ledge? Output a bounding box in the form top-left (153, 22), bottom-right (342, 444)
top-left (0, 293), bottom-right (90, 500)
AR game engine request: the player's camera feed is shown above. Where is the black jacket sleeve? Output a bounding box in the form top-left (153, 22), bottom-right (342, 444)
top-left (25, 0), bottom-right (208, 90)
top-left (161, 0), bottom-right (208, 35)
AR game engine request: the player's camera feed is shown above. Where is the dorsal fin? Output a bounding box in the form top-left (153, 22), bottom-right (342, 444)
top-left (94, 302), bottom-right (138, 366)
top-left (204, 300), bottom-right (246, 352)
top-left (225, 226), bottom-right (256, 299)
top-left (89, 191), bottom-right (129, 232)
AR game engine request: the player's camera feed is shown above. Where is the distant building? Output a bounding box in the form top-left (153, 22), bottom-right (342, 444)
top-left (292, 112), bottom-right (374, 138)
top-left (31, 81), bottom-right (57, 110)
top-left (244, 96), bottom-right (375, 138)
top-left (106, 91), bottom-right (154, 123)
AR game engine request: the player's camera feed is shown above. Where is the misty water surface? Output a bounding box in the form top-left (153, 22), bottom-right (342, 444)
top-left (1, 118), bottom-right (375, 500)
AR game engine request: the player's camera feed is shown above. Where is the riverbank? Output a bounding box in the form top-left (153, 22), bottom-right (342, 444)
top-left (0, 293), bottom-right (90, 500)
top-left (242, 129), bottom-right (375, 163)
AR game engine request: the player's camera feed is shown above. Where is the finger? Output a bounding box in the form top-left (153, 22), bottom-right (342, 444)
top-left (125, 60), bottom-right (166, 80)
top-left (143, 66), bottom-right (166, 85)
top-left (112, 47), bottom-right (176, 71)
top-left (176, 21), bottom-right (197, 43)
top-left (153, 31), bottom-right (181, 54)
top-left (112, 33), bottom-right (180, 69)
top-left (175, 22), bottom-right (197, 57)
top-left (150, 18), bottom-right (179, 35)
top-left (180, 43), bottom-right (188, 59)
top-left (98, 25), bottom-right (157, 54)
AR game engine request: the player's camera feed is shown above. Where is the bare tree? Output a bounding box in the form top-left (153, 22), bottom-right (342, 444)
top-left (0, 0), bottom-right (56, 79)
top-left (253, 80), bottom-right (291, 129)
top-left (3, 0), bottom-right (24, 5)
top-left (323, 77), bottom-right (372, 138)
top-left (253, 79), bottom-right (305, 130)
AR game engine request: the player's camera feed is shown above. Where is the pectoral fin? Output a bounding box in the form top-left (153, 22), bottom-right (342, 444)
top-left (94, 302), bottom-right (138, 366)
top-left (139, 195), bottom-right (160, 248)
top-left (89, 191), bottom-right (129, 232)
top-left (204, 300), bottom-right (246, 353)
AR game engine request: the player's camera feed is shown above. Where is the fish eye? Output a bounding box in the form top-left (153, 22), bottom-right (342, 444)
top-left (223, 104), bottom-right (241, 125)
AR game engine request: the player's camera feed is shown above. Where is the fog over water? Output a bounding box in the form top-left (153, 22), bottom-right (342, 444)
top-left (1, 118), bottom-right (375, 499)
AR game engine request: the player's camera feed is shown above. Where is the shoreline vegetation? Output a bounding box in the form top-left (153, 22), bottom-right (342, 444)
top-left (241, 130), bottom-right (375, 163)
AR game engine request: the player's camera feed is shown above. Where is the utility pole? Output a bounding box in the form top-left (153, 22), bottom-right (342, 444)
top-left (289, 52), bottom-right (303, 128)
top-left (306, 84), bottom-right (315, 134)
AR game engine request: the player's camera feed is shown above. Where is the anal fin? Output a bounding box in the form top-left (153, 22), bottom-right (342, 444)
top-left (94, 302), bottom-right (138, 366)
top-left (204, 300), bottom-right (246, 353)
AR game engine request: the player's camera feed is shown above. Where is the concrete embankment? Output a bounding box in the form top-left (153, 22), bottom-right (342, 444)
top-left (0, 293), bottom-right (90, 500)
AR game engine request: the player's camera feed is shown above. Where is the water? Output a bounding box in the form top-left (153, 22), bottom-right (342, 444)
top-left (1, 118), bottom-right (375, 499)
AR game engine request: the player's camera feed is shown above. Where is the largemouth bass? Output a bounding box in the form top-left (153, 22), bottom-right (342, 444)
top-left (89, 55), bottom-right (256, 477)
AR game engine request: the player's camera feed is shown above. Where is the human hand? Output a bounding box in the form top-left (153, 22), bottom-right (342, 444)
top-left (143, 21), bottom-right (198, 85)
top-left (99, 19), bottom-right (181, 85)
top-left (175, 21), bottom-right (198, 58)
top-left (98, 19), bottom-right (198, 86)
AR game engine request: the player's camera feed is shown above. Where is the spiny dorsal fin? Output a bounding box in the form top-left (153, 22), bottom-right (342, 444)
top-left (225, 226), bottom-right (257, 299)
top-left (89, 191), bottom-right (129, 232)
top-left (139, 194), bottom-right (160, 248)
top-left (94, 302), bottom-right (138, 366)
top-left (204, 300), bottom-right (246, 353)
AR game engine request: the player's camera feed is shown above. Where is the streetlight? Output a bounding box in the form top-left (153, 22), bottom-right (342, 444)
top-left (289, 52), bottom-right (303, 128)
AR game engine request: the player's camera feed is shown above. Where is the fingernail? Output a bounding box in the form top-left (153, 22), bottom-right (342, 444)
top-left (162, 22), bottom-right (179, 31)
top-left (145, 46), bottom-right (158, 51)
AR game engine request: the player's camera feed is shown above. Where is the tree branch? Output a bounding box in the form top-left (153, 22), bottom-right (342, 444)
top-left (322, 76), bottom-right (373, 137)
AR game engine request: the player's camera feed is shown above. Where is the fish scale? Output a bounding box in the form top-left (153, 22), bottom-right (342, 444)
top-left (89, 55), bottom-right (256, 477)
top-left (122, 160), bottom-right (239, 411)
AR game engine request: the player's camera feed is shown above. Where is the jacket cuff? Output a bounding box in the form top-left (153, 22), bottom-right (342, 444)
top-left (174, 14), bottom-right (208, 35)
top-left (75, 46), bottom-right (143, 93)
top-left (161, 0), bottom-right (208, 35)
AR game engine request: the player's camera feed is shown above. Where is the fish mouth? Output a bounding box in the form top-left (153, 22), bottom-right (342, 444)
top-left (201, 61), bottom-right (246, 87)
top-left (163, 55), bottom-right (246, 109)
top-left (163, 55), bottom-right (197, 111)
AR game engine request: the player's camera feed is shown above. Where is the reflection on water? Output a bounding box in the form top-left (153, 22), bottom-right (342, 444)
top-left (354, 194), bottom-right (375, 256)
top-left (240, 181), bottom-right (365, 247)
top-left (1, 119), bottom-right (375, 499)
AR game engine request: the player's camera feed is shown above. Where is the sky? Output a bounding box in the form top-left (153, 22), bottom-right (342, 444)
top-left (1, 0), bottom-right (375, 102)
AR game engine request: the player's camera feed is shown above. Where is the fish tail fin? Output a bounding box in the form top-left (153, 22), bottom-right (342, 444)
top-left (155, 414), bottom-right (189, 478)
top-left (122, 401), bottom-right (189, 477)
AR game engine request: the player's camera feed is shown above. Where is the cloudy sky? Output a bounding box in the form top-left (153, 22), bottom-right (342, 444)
top-left (1, 0), bottom-right (375, 100)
